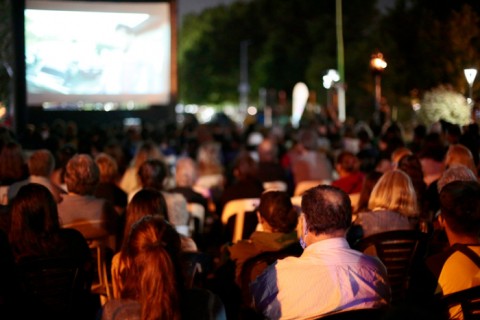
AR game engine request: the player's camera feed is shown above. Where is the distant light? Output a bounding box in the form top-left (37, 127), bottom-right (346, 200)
top-left (464, 68), bottom-right (477, 86)
top-left (370, 53), bottom-right (387, 71)
top-left (175, 104), bottom-right (184, 113)
top-left (0, 104), bottom-right (5, 118)
top-left (247, 106), bottom-right (257, 115)
top-left (323, 69), bottom-right (340, 89)
top-left (104, 102), bottom-right (114, 111)
top-left (127, 101), bottom-right (135, 110)
top-left (412, 103), bottom-right (421, 111)
top-left (185, 104), bottom-right (198, 114)
top-left (198, 107), bottom-right (215, 123)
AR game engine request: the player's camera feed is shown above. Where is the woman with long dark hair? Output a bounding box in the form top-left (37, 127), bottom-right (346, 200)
top-left (9, 183), bottom-right (91, 264)
top-left (103, 215), bottom-right (225, 320)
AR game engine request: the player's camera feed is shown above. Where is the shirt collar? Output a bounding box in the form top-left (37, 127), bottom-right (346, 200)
top-left (304, 237), bottom-right (350, 253)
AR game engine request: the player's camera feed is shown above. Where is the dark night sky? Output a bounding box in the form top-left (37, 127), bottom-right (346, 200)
top-left (178, 0), bottom-right (396, 24)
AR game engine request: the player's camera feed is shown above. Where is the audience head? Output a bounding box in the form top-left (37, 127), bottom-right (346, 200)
top-left (197, 141), bottom-right (223, 175)
top-left (120, 215), bottom-right (181, 320)
top-left (335, 151), bottom-right (359, 176)
top-left (9, 183), bottom-right (59, 260)
top-left (233, 151), bottom-right (258, 181)
top-left (391, 147), bottom-right (413, 170)
top-left (122, 188), bottom-right (168, 248)
top-left (445, 144), bottom-right (477, 175)
top-left (368, 170), bottom-right (418, 218)
top-left (257, 138), bottom-right (278, 163)
top-left (418, 132), bottom-right (446, 162)
top-left (257, 191), bottom-right (297, 233)
top-left (95, 153), bottom-right (119, 184)
top-left (65, 154), bottom-right (99, 195)
top-left (137, 159), bottom-right (168, 190)
top-left (356, 171), bottom-right (383, 214)
top-left (439, 181), bottom-right (480, 238)
top-left (296, 129), bottom-right (318, 151)
top-left (0, 141), bottom-right (25, 183)
top-left (28, 149), bottom-right (55, 177)
top-left (301, 185), bottom-right (351, 235)
top-left (397, 154), bottom-right (427, 202)
top-left (175, 157), bottom-right (198, 188)
top-left (132, 141), bottom-right (163, 169)
top-left (437, 164), bottom-right (478, 193)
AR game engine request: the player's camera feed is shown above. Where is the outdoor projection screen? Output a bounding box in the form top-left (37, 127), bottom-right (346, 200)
top-left (25, 0), bottom-right (171, 110)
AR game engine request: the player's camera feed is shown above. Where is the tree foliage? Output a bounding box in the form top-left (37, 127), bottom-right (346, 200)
top-left (178, 0), bottom-right (480, 121)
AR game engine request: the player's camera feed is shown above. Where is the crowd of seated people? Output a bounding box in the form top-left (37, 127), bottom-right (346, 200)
top-left (0, 117), bottom-right (479, 320)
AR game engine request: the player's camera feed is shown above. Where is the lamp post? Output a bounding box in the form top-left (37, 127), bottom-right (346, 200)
top-left (370, 52), bottom-right (387, 112)
top-left (464, 68), bottom-right (477, 106)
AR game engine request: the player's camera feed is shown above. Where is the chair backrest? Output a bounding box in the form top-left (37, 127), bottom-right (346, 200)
top-left (221, 198), bottom-right (260, 243)
top-left (262, 180), bottom-right (288, 192)
top-left (349, 192), bottom-right (360, 212)
top-left (353, 230), bottom-right (428, 303)
top-left (187, 202), bottom-right (206, 235)
top-left (18, 255), bottom-right (90, 318)
top-left (441, 285), bottom-right (480, 320)
top-left (240, 242), bottom-right (303, 305)
top-left (88, 239), bottom-right (112, 305)
top-left (294, 180), bottom-right (331, 196)
top-left (195, 174), bottom-right (224, 190)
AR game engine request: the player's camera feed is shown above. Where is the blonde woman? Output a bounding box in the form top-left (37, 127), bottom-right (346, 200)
top-left (353, 170), bottom-right (419, 238)
top-left (444, 144), bottom-right (477, 176)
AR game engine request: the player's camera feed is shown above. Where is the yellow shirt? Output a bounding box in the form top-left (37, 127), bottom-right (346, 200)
top-left (438, 246), bottom-right (480, 319)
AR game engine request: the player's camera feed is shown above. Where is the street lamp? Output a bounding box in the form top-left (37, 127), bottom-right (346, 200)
top-left (464, 68), bottom-right (477, 106)
top-left (370, 52), bottom-right (387, 112)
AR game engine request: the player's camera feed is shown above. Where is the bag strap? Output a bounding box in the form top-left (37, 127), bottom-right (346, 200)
top-left (453, 244), bottom-right (480, 268)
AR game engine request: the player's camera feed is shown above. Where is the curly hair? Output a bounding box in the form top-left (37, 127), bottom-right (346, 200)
top-left (65, 154), bottom-right (99, 195)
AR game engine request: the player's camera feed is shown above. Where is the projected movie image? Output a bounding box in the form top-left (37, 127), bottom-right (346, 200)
top-left (25, 1), bottom-right (171, 109)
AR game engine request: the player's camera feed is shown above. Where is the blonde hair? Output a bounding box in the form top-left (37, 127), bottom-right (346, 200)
top-left (368, 170), bottom-right (418, 217)
top-left (445, 144), bottom-right (477, 175)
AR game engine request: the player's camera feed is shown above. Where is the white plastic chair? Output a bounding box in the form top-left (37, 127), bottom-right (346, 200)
top-left (187, 202), bottom-right (206, 234)
top-left (262, 180), bottom-right (288, 192)
top-left (195, 174), bottom-right (224, 190)
top-left (221, 198), bottom-right (260, 243)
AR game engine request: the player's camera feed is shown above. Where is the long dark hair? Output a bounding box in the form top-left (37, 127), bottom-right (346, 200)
top-left (9, 183), bottom-right (61, 261)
